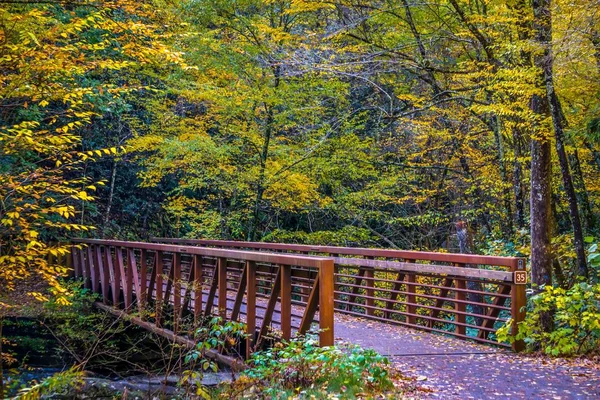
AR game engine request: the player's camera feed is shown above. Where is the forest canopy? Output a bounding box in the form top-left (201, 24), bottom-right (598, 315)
top-left (1, 0), bottom-right (600, 296)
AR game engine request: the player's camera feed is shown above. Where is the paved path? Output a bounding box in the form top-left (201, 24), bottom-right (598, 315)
top-left (334, 314), bottom-right (600, 399)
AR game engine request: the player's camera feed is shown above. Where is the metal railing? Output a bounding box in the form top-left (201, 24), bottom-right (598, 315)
top-left (152, 238), bottom-right (527, 351)
top-left (69, 239), bottom-right (335, 360)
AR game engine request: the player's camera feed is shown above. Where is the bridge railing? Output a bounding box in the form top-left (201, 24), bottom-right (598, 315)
top-left (151, 238), bottom-right (527, 351)
top-left (69, 239), bottom-right (335, 359)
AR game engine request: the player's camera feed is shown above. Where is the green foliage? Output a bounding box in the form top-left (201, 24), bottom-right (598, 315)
top-left (227, 335), bottom-right (394, 398)
top-left (180, 317), bottom-right (246, 398)
top-left (586, 238), bottom-right (600, 281)
top-left (497, 283), bottom-right (600, 355)
top-left (40, 280), bottom-right (130, 370)
top-left (15, 367), bottom-right (84, 400)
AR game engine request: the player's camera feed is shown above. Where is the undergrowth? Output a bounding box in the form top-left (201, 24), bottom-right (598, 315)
top-left (220, 335), bottom-right (401, 399)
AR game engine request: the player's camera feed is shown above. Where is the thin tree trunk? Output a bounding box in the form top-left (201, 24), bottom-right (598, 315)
top-left (491, 111), bottom-right (514, 237)
top-left (536, 0), bottom-right (588, 278)
top-left (531, 0), bottom-right (555, 332)
top-left (585, 139), bottom-right (600, 171)
top-left (249, 106), bottom-right (273, 242)
top-left (512, 127), bottom-right (527, 228)
top-left (569, 149), bottom-right (595, 231)
top-left (591, 28), bottom-right (600, 73)
top-left (455, 221), bottom-right (484, 326)
top-left (248, 64), bottom-right (281, 241)
top-left (102, 160), bottom-right (118, 238)
top-left (0, 316), bottom-right (3, 399)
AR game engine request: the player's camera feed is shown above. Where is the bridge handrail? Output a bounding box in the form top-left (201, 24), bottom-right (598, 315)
top-left (150, 237), bottom-right (527, 352)
top-left (69, 238), bottom-right (336, 357)
top-left (73, 239), bottom-right (333, 268)
top-left (150, 238), bottom-right (525, 270)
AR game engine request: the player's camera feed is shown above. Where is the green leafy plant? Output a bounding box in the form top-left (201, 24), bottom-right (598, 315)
top-left (225, 335), bottom-right (394, 398)
top-left (180, 317), bottom-right (247, 398)
top-left (15, 367), bottom-right (84, 400)
top-left (586, 238), bottom-right (600, 282)
top-left (498, 283), bottom-right (600, 355)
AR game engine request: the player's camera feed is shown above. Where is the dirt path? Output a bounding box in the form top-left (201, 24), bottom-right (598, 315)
top-left (334, 314), bottom-right (600, 399)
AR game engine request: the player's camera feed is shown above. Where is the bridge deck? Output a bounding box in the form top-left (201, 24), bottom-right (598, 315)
top-left (334, 313), bottom-right (600, 399)
top-left (67, 239), bottom-right (600, 398)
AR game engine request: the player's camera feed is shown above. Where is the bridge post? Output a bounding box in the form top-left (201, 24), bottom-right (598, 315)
top-left (318, 259), bottom-right (335, 347)
top-left (217, 257), bottom-right (227, 319)
top-left (511, 258), bottom-right (527, 352)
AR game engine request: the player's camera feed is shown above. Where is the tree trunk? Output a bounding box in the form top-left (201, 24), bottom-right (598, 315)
top-left (491, 111), bottom-right (514, 237)
top-left (512, 127), bottom-right (527, 229)
top-left (102, 160), bottom-right (118, 238)
top-left (569, 149), bottom-right (595, 232)
top-left (248, 105), bottom-right (273, 242)
top-left (0, 316), bottom-right (4, 399)
top-left (531, 0), bottom-right (555, 332)
top-left (591, 28), bottom-right (600, 73)
top-left (535, 0), bottom-right (588, 278)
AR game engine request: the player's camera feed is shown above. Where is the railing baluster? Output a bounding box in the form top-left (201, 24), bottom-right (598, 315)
top-left (193, 255), bottom-right (203, 324)
top-left (154, 251), bottom-right (164, 327)
top-left (364, 263), bottom-right (374, 316)
top-left (280, 264), bottom-right (292, 341)
top-left (116, 247), bottom-right (130, 310)
top-left (128, 249), bottom-right (141, 314)
top-left (173, 252), bottom-right (182, 332)
top-left (71, 246), bottom-right (81, 278)
top-left (246, 261), bottom-right (256, 359)
top-left (105, 246), bottom-right (119, 306)
top-left (87, 245), bottom-right (97, 293)
top-left (79, 247), bottom-right (89, 288)
top-left (217, 257), bottom-right (227, 319)
top-left (97, 246), bottom-right (109, 305)
top-left (405, 261), bottom-right (416, 325)
top-left (455, 271), bottom-right (467, 336)
top-left (139, 249), bottom-right (148, 316)
top-left (231, 265), bottom-right (247, 322)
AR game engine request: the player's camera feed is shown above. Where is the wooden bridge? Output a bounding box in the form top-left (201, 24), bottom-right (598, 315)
top-left (66, 238), bottom-right (527, 366)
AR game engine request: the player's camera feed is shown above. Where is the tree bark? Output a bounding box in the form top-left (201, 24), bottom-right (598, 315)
top-left (569, 149), bottom-right (595, 232)
top-left (512, 127), bottom-right (527, 229)
top-left (102, 160), bottom-right (118, 238)
top-left (0, 316), bottom-right (4, 399)
top-left (535, 0), bottom-right (588, 278)
top-left (530, 0), bottom-right (555, 332)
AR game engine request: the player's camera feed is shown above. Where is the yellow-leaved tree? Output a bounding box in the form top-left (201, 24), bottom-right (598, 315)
top-left (0, 1), bottom-right (183, 303)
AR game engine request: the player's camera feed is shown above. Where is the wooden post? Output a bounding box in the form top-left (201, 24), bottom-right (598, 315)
top-left (71, 245), bottom-right (81, 278)
top-left (511, 258), bottom-right (527, 352)
top-left (97, 246), bottom-right (110, 305)
top-left (455, 277), bottom-right (467, 336)
top-left (406, 260), bottom-right (416, 325)
top-left (217, 257), bottom-right (227, 319)
top-left (280, 265), bottom-right (292, 341)
top-left (139, 249), bottom-right (148, 314)
top-left (364, 266), bottom-right (375, 316)
top-left (173, 252), bottom-right (182, 332)
top-left (87, 246), bottom-right (98, 293)
top-left (318, 259), bottom-right (335, 347)
top-left (105, 247), bottom-right (119, 306)
top-left (193, 255), bottom-right (203, 324)
top-left (79, 248), bottom-right (89, 289)
top-left (246, 261), bottom-right (256, 359)
top-left (155, 251), bottom-right (164, 327)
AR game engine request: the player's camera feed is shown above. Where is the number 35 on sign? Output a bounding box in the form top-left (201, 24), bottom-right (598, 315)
top-left (514, 270), bottom-right (527, 285)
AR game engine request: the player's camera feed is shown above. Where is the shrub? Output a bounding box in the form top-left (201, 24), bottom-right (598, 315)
top-left (225, 335), bottom-right (394, 398)
top-left (497, 283), bottom-right (600, 356)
